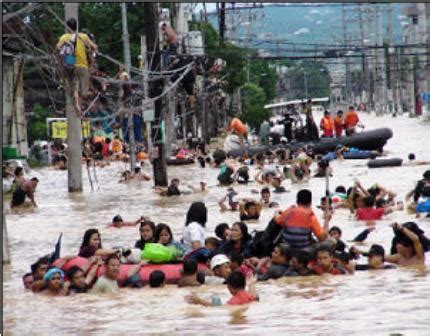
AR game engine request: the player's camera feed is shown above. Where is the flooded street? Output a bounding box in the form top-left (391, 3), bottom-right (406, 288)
top-left (3, 113), bottom-right (430, 335)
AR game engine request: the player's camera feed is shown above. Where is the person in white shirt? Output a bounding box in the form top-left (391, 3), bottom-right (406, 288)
top-left (182, 202), bottom-right (208, 254)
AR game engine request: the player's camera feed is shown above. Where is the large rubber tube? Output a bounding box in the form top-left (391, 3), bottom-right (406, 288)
top-left (367, 158), bottom-right (403, 168)
top-left (166, 158), bottom-right (195, 166)
top-left (53, 257), bottom-right (208, 284)
top-left (226, 128), bottom-right (393, 158)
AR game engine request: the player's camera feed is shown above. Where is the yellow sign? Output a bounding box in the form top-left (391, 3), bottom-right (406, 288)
top-left (50, 120), bottom-right (91, 139)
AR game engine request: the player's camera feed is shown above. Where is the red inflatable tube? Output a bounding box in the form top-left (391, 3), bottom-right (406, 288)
top-left (53, 257), bottom-right (208, 284)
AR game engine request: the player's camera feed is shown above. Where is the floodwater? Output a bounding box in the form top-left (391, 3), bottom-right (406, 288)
top-left (3, 113), bottom-right (430, 335)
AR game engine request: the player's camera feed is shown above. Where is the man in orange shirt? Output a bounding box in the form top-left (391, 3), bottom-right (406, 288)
top-left (344, 106), bottom-right (359, 136)
top-left (275, 189), bottom-right (330, 250)
top-left (334, 110), bottom-right (344, 138)
top-left (319, 110), bottom-right (335, 138)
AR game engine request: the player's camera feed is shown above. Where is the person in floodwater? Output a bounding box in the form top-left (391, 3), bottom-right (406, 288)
top-left (155, 178), bottom-right (206, 196)
top-left (334, 110), bottom-right (344, 138)
top-left (186, 271), bottom-right (258, 306)
top-left (78, 229), bottom-right (118, 258)
top-left (320, 110), bottom-right (335, 138)
top-left (344, 105), bottom-right (360, 135)
top-left (405, 170), bottom-right (430, 214)
top-left (310, 246), bottom-right (349, 275)
top-left (275, 189), bottom-right (330, 251)
top-left (284, 250), bottom-right (312, 276)
top-left (109, 214), bottom-right (142, 228)
top-left (178, 259), bottom-right (202, 288)
top-left (260, 187), bottom-right (279, 208)
top-left (182, 202), bottom-right (209, 258)
top-left (135, 219), bottom-right (156, 250)
top-left (11, 177), bottom-right (39, 208)
top-left (40, 267), bottom-right (67, 296)
top-left (154, 223), bottom-right (186, 258)
top-left (22, 273), bottom-right (34, 290)
top-left (353, 245), bottom-right (395, 271)
top-left (66, 258), bottom-right (102, 294)
top-left (385, 222), bottom-right (427, 266)
top-left (149, 270), bottom-right (166, 288)
top-left (219, 189), bottom-right (240, 211)
top-left (213, 222), bottom-right (253, 259)
top-left (403, 153), bottom-right (430, 166)
top-left (239, 199), bottom-right (262, 221)
top-left (256, 244), bottom-right (292, 281)
top-left (215, 223), bottom-right (231, 243)
top-left (90, 254), bottom-right (121, 294)
top-left (10, 166), bottom-right (26, 194)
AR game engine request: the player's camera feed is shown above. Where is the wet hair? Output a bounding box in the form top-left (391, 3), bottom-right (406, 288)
top-left (368, 244), bottom-right (385, 259)
top-left (232, 221), bottom-right (252, 246)
top-left (276, 243), bottom-right (293, 260)
top-left (31, 177), bottom-right (39, 182)
top-left (66, 266), bottom-right (84, 280)
top-left (363, 196), bottom-right (375, 207)
top-left (367, 186), bottom-right (381, 198)
top-left (226, 271), bottom-right (246, 289)
top-left (105, 138), bottom-right (111, 144)
top-left (230, 251), bottom-right (244, 266)
top-left (244, 201), bottom-right (257, 210)
top-left (297, 189), bottom-right (312, 206)
top-left (292, 250), bottom-right (310, 266)
top-left (335, 186), bottom-right (346, 194)
top-left (112, 215), bottom-right (123, 223)
top-left (154, 223), bottom-right (173, 244)
top-left (324, 110), bottom-right (330, 115)
top-left (375, 198), bottom-right (387, 208)
top-left (185, 202), bottom-right (207, 227)
top-left (408, 153), bottom-right (416, 161)
top-left (140, 220), bottom-right (156, 234)
top-left (337, 110), bottom-right (343, 115)
top-left (105, 254), bottom-right (120, 265)
top-left (182, 259), bottom-right (198, 276)
top-left (30, 256), bottom-right (49, 274)
top-left (316, 245), bottom-right (333, 256)
top-left (80, 229), bottom-right (102, 249)
top-left (349, 106), bottom-right (354, 110)
top-left (261, 187), bottom-right (270, 195)
top-left (205, 237), bottom-right (218, 247)
top-left (215, 223), bottom-right (229, 240)
top-left (66, 18), bottom-right (77, 31)
top-left (149, 270), bottom-right (166, 287)
top-left (14, 166), bottom-right (24, 176)
top-left (423, 170), bottom-right (430, 180)
top-left (391, 222), bottom-right (430, 255)
top-left (329, 226), bottom-right (342, 236)
top-left (22, 272), bottom-right (32, 280)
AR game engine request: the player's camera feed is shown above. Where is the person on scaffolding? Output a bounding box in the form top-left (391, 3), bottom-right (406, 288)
top-left (56, 18), bottom-right (97, 114)
top-left (161, 22), bottom-right (177, 67)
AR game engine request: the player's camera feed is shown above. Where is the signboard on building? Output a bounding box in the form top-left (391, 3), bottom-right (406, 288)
top-left (421, 92), bottom-right (430, 103)
top-left (46, 118), bottom-right (90, 139)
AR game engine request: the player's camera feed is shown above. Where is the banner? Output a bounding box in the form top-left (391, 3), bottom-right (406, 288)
top-left (47, 118), bottom-right (91, 139)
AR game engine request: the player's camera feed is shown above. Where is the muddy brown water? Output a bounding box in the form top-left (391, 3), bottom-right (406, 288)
top-left (3, 113), bottom-right (430, 335)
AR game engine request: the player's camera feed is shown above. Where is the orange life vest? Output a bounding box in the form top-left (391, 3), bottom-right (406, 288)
top-left (229, 118), bottom-right (247, 136)
top-left (111, 139), bottom-right (123, 153)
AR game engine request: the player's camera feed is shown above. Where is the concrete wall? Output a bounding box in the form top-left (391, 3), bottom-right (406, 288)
top-left (3, 56), bottom-right (29, 156)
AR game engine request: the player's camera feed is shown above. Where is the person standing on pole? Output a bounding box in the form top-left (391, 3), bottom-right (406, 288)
top-left (56, 18), bottom-right (97, 107)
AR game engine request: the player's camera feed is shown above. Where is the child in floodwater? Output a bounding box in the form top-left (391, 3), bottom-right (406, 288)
top-left (185, 271), bottom-right (258, 306)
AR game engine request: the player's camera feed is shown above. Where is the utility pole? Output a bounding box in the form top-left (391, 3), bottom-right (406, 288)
top-left (219, 2), bottom-right (226, 46)
top-left (141, 36), bottom-right (152, 155)
top-left (342, 4), bottom-right (351, 103)
top-left (375, 4), bottom-right (387, 115)
top-left (386, 3), bottom-right (398, 114)
top-left (143, 2), bottom-right (168, 186)
top-left (358, 3), bottom-right (369, 106)
top-left (121, 3), bottom-right (136, 171)
top-left (65, 3), bottom-right (82, 192)
top-left (3, 213), bottom-right (10, 264)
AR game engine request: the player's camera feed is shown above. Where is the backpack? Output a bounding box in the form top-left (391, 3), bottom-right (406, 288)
top-left (58, 34), bottom-right (77, 69)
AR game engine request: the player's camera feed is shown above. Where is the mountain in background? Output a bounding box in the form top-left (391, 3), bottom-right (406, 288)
top-left (209, 3), bottom-right (407, 50)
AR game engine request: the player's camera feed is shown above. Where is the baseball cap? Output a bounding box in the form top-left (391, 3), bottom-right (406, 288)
top-left (280, 136), bottom-right (288, 143)
top-left (210, 254), bottom-right (230, 270)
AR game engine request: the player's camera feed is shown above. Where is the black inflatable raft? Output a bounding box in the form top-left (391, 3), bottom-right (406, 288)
top-left (367, 158), bottom-right (403, 168)
top-left (227, 128), bottom-right (393, 158)
top-left (166, 158), bottom-right (195, 166)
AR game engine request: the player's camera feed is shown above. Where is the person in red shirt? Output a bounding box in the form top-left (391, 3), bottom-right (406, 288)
top-left (101, 138), bottom-right (111, 158)
top-left (319, 110), bottom-right (335, 138)
top-left (311, 246), bottom-right (350, 275)
top-left (344, 106), bottom-right (359, 136)
top-left (185, 271), bottom-right (258, 306)
top-left (355, 196), bottom-right (401, 221)
top-left (334, 110), bottom-right (344, 138)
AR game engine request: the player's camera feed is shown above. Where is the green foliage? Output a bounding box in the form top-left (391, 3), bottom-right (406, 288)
top-left (287, 61), bottom-right (330, 99)
top-left (27, 103), bottom-right (50, 142)
top-left (200, 23), bottom-right (247, 94)
top-left (249, 59), bottom-right (278, 101)
top-left (239, 83), bottom-right (268, 131)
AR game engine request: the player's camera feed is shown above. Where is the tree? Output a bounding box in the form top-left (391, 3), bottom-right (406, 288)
top-left (27, 103), bottom-right (50, 143)
top-left (239, 83), bottom-right (268, 131)
top-left (249, 59), bottom-right (278, 101)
